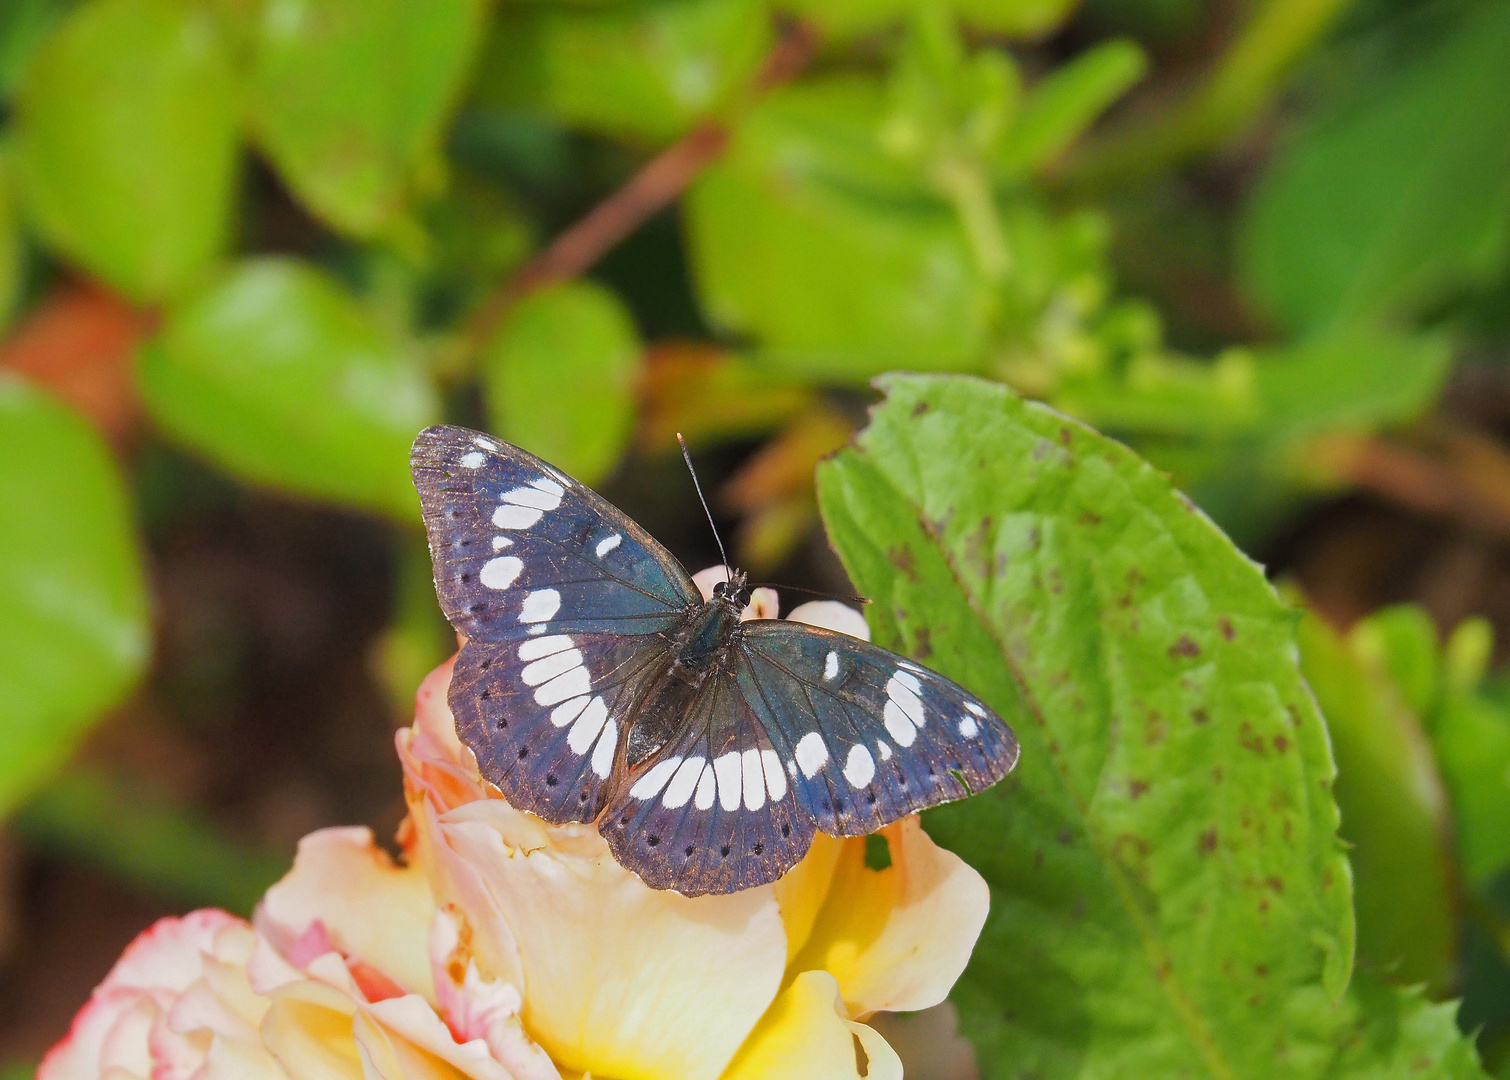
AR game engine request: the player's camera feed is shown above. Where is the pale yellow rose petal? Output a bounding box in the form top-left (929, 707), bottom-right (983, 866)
top-left (259, 990), bottom-right (363, 1080)
top-left (435, 803), bottom-right (788, 1080)
top-left (720, 971), bottom-right (901, 1080)
top-left (257, 827), bottom-right (437, 1002)
top-left (784, 601), bottom-right (871, 640)
top-left (772, 832), bottom-right (844, 963)
top-left (789, 818), bottom-right (988, 1016)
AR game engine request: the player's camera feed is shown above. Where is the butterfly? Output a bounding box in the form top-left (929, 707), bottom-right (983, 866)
top-left (410, 425), bottom-right (1019, 896)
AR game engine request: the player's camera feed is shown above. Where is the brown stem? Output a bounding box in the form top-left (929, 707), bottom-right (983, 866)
top-left (1336, 429), bottom-right (1510, 540)
top-left (460, 19), bottom-right (817, 357)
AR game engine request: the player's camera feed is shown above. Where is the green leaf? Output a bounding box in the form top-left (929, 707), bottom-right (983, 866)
top-left (15, 768), bottom-right (287, 915)
top-left (482, 280), bottom-right (640, 486)
top-left (1297, 609), bottom-right (1455, 992)
top-left (13, 0), bottom-right (238, 302)
top-left (998, 39), bottom-right (1147, 174)
top-left (247, 0), bottom-right (489, 239)
top-left (817, 374), bottom-right (1356, 1077)
top-left (1238, 0), bottom-right (1510, 333)
top-left (1319, 976), bottom-right (1488, 1079)
top-left (776, 0), bottom-right (1078, 41)
top-left (0, 150), bottom-right (22, 334)
top-left (138, 257), bottom-right (440, 520)
top-left (1433, 688), bottom-right (1510, 887)
top-left (0, 0), bottom-right (69, 102)
top-left (476, 0), bottom-right (771, 144)
top-left (0, 377), bottom-right (149, 817)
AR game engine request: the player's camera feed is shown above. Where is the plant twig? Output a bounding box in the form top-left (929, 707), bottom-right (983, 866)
top-left (460, 20), bottom-right (817, 357)
top-left (1329, 428), bottom-right (1510, 540)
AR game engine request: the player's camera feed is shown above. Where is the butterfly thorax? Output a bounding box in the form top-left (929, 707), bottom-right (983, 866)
top-left (676, 572), bottom-right (751, 669)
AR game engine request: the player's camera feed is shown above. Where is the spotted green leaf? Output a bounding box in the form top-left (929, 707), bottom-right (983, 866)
top-left (0, 378), bottom-right (149, 817)
top-left (138, 258), bottom-right (440, 520)
top-left (819, 373), bottom-right (1417, 1077)
top-left (481, 280), bottom-right (641, 487)
top-left (13, 0), bottom-right (238, 301)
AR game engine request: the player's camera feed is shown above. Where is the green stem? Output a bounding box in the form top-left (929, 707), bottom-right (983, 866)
top-left (15, 768), bottom-right (289, 915)
top-left (1065, 0), bottom-right (1363, 187)
top-left (933, 156), bottom-right (1011, 282)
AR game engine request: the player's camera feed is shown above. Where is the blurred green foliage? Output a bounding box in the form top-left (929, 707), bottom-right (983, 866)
top-left (2, 0), bottom-right (1510, 1072)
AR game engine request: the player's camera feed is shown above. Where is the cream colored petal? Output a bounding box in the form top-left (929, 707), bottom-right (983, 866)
top-left (692, 565), bottom-right (732, 601)
top-left (257, 827), bottom-right (437, 1003)
top-left (772, 833), bottom-right (844, 963)
top-left (720, 971), bottom-right (901, 1080)
top-left (107, 910), bottom-right (247, 992)
top-left (785, 601), bottom-right (870, 640)
top-left (788, 818), bottom-right (988, 1016)
top-left (365, 996), bottom-right (558, 1080)
top-left (259, 983), bottom-right (363, 1080)
top-left (434, 804), bottom-right (787, 1080)
top-left (196, 1030), bottom-right (289, 1080)
top-left (41, 987), bottom-right (148, 1080)
top-left (744, 588), bottom-right (779, 621)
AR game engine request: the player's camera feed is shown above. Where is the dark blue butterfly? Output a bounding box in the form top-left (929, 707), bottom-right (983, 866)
top-left (411, 425), bottom-right (1018, 896)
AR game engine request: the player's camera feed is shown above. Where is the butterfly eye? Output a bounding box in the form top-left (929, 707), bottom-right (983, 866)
top-left (712, 581), bottom-right (728, 598)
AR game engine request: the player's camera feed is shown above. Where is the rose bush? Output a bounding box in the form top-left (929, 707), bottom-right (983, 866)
top-left (41, 574), bottom-right (990, 1080)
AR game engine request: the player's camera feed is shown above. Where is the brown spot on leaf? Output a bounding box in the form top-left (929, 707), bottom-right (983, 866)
top-left (1218, 616), bottom-right (1235, 641)
top-left (1168, 635), bottom-right (1200, 658)
top-left (1145, 712), bottom-right (1167, 745)
top-left (911, 626), bottom-right (933, 659)
top-left (1272, 735), bottom-right (1290, 754)
top-left (1198, 828), bottom-right (1218, 855)
top-left (1267, 876), bottom-right (1285, 893)
top-left (1079, 511), bottom-right (1101, 525)
top-left (1059, 427), bottom-right (1072, 447)
top-left (1191, 707), bottom-right (1210, 724)
top-left (1238, 722), bottom-right (1265, 755)
top-left (888, 545), bottom-right (918, 581)
top-left (1129, 780), bottom-right (1149, 800)
top-left (1055, 827), bottom-right (1074, 846)
top-left (910, 400), bottom-right (931, 417)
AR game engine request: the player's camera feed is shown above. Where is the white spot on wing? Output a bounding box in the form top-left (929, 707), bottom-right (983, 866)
top-left (786, 759), bottom-right (798, 777)
top-left (965, 701), bottom-right (987, 717)
top-left (502, 485), bottom-right (562, 511)
top-left (884, 701), bottom-right (918, 747)
top-left (959, 716), bottom-right (980, 738)
top-left (550, 695), bottom-right (590, 729)
top-left (823, 651), bottom-right (839, 681)
top-left (794, 733), bottom-right (828, 779)
top-left (520, 648), bottom-right (583, 687)
top-left (472, 437), bottom-right (500, 451)
top-left (480, 556), bottom-right (523, 590)
top-left (887, 673), bottom-right (926, 728)
top-left (844, 745), bottom-right (875, 788)
top-left (761, 749), bottom-right (787, 802)
top-left (876, 740), bottom-right (892, 761)
top-left (491, 536), bottom-right (513, 550)
top-left (742, 748), bottom-right (766, 811)
top-left (568, 697), bottom-right (608, 754)
top-left (459, 451), bottom-right (486, 469)
top-left (590, 719), bottom-right (618, 778)
top-left (662, 757), bottom-right (705, 809)
top-left (531, 477), bottom-right (565, 497)
top-left (596, 533), bottom-right (622, 558)
top-left (714, 752), bottom-right (743, 811)
top-left (520, 589), bottom-right (560, 624)
top-left (694, 763), bottom-right (716, 810)
top-left (493, 504), bottom-right (543, 530)
top-left (518, 634), bottom-right (573, 661)
top-left (631, 757), bottom-right (682, 800)
top-left (533, 665), bottom-right (591, 706)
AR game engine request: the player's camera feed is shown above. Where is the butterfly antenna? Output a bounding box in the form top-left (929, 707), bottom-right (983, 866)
top-left (678, 433), bottom-right (731, 571)
top-left (749, 582), bottom-right (872, 605)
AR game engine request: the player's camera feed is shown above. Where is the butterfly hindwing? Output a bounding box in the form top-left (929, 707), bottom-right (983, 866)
top-left (451, 631), bottom-right (675, 824)
top-left (736, 621), bottom-right (1019, 837)
top-left (598, 669), bottom-right (817, 896)
top-left (411, 426), bottom-right (699, 644)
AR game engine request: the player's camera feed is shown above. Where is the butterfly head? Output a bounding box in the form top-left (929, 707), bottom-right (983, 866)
top-left (710, 569), bottom-right (751, 611)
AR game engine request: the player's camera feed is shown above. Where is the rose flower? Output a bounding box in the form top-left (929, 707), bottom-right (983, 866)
top-left (41, 574), bottom-right (989, 1080)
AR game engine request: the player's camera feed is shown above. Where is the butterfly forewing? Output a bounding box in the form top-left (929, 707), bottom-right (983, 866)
top-left (411, 426), bottom-right (699, 644)
top-left (598, 670), bottom-right (817, 896)
top-left (737, 622), bottom-right (1019, 837)
top-left (452, 631), bottom-right (675, 823)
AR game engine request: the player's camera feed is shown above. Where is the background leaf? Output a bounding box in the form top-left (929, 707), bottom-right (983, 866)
top-left (1238, 0), bottom-right (1510, 334)
top-left (481, 279), bottom-right (641, 486)
top-left (137, 257), bottom-right (440, 519)
top-left (0, 376), bottom-right (148, 817)
top-left (475, 0), bottom-right (771, 143)
top-left (13, 0), bottom-right (238, 302)
top-left (818, 373), bottom-right (1358, 1077)
top-left (247, 0), bottom-right (489, 239)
